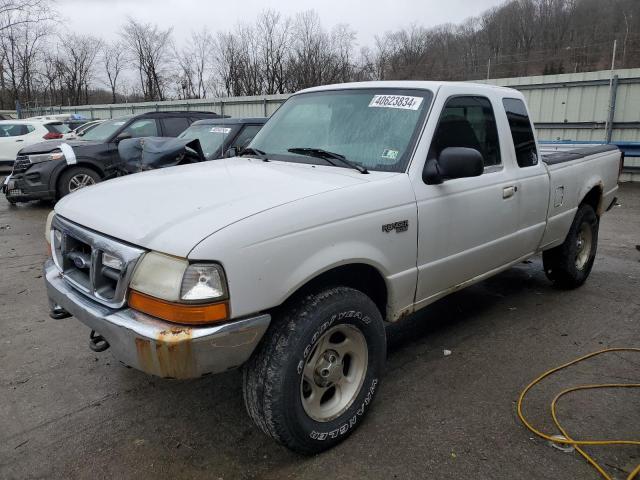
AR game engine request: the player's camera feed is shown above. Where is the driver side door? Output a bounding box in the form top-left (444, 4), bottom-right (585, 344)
top-left (412, 91), bottom-right (522, 308)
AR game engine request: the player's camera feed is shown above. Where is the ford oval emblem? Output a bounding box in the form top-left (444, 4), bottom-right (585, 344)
top-left (74, 256), bottom-right (88, 269)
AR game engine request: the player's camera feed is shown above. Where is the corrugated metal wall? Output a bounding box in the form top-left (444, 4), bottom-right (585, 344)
top-left (20, 69), bottom-right (640, 170)
top-left (480, 68), bottom-right (640, 170)
top-left (22, 94), bottom-right (290, 120)
top-left (481, 68), bottom-right (640, 144)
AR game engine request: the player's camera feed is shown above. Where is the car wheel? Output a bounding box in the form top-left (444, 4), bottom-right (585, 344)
top-left (543, 203), bottom-right (599, 289)
top-left (243, 286), bottom-right (386, 454)
top-left (57, 167), bottom-right (100, 198)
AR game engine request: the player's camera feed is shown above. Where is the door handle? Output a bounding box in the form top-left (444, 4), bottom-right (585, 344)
top-left (15, 139), bottom-right (24, 142)
top-left (503, 186), bottom-right (517, 199)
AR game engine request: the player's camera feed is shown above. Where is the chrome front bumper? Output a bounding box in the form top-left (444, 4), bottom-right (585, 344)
top-left (45, 259), bottom-right (271, 379)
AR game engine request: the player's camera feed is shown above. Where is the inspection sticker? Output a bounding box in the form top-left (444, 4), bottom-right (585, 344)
top-left (381, 149), bottom-right (399, 160)
top-left (369, 95), bottom-right (423, 110)
top-left (210, 127), bottom-right (232, 134)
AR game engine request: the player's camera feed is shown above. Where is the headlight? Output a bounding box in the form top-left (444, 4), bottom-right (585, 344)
top-left (29, 151), bottom-right (65, 164)
top-left (45, 210), bottom-right (56, 244)
top-left (129, 251), bottom-right (229, 325)
top-left (180, 264), bottom-right (226, 301)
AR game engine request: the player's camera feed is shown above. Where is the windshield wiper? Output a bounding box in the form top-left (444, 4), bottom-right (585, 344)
top-left (239, 147), bottom-right (269, 161)
top-left (287, 147), bottom-right (369, 174)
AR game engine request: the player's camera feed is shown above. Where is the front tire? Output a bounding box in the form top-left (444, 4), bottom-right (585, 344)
top-left (543, 203), bottom-right (599, 288)
top-left (243, 286), bottom-right (386, 454)
top-left (57, 167), bottom-right (100, 199)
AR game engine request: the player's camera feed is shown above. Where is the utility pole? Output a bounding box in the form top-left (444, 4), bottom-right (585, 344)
top-left (604, 40), bottom-right (617, 143)
top-left (487, 57), bottom-right (491, 80)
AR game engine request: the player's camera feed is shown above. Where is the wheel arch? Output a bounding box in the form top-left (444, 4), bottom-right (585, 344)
top-left (278, 262), bottom-right (389, 321)
top-left (579, 182), bottom-right (604, 216)
top-left (52, 160), bottom-right (105, 193)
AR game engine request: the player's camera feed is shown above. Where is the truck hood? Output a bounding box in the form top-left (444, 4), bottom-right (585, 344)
top-left (55, 158), bottom-right (386, 257)
top-left (20, 139), bottom-right (103, 154)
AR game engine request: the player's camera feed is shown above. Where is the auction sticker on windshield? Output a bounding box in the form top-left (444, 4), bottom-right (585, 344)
top-left (210, 127), bottom-right (232, 134)
top-left (369, 95), bottom-right (423, 110)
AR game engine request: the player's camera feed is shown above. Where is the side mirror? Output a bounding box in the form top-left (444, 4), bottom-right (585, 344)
top-left (115, 131), bottom-right (132, 143)
top-left (423, 147), bottom-right (484, 185)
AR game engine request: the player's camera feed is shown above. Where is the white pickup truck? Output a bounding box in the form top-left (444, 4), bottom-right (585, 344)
top-left (44, 81), bottom-right (621, 454)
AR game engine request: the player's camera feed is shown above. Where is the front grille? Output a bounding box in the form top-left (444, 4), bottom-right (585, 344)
top-left (51, 215), bottom-right (145, 308)
top-left (12, 155), bottom-right (31, 174)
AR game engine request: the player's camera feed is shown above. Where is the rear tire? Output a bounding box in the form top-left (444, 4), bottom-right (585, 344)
top-left (242, 286), bottom-right (386, 454)
top-left (543, 203), bottom-right (599, 289)
top-left (57, 167), bottom-right (100, 199)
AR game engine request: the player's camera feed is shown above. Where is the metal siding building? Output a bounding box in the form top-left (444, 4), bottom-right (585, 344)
top-left (479, 69), bottom-right (640, 177)
top-left (480, 68), bottom-right (640, 144)
top-left (23, 94), bottom-right (290, 121)
top-left (19, 69), bottom-right (640, 176)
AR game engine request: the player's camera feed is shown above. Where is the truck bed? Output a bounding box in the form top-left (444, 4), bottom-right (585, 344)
top-left (540, 144), bottom-right (620, 165)
top-left (538, 143), bottom-right (620, 251)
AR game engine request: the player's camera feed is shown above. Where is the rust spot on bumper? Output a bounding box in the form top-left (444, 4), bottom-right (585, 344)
top-left (156, 327), bottom-right (195, 379)
top-left (134, 327), bottom-right (196, 379)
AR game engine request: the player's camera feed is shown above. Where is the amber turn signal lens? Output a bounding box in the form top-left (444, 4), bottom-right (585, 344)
top-left (128, 290), bottom-right (229, 325)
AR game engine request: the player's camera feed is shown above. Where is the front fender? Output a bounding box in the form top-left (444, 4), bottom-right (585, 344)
top-left (188, 174), bottom-right (419, 321)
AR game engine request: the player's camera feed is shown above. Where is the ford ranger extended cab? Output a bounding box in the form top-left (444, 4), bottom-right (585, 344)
top-left (44, 81), bottom-right (621, 454)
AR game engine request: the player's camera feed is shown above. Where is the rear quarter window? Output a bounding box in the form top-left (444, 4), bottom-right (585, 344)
top-left (0, 124), bottom-right (34, 136)
top-left (162, 117), bottom-right (190, 137)
top-left (502, 98), bottom-right (538, 168)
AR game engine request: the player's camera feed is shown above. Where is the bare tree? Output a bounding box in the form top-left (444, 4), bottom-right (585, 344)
top-left (0, 0), bottom-right (54, 33)
top-left (175, 28), bottom-right (215, 99)
top-left (103, 41), bottom-right (126, 104)
top-left (121, 18), bottom-right (173, 101)
top-left (257, 10), bottom-right (290, 94)
top-left (57, 34), bottom-right (102, 105)
top-left (0, 21), bottom-right (48, 107)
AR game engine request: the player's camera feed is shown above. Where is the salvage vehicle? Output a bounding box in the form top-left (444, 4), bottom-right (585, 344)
top-left (5, 111), bottom-right (221, 203)
top-left (113, 117), bottom-right (267, 175)
top-left (178, 117), bottom-right (267, 159)
top-left (44, 81), bottom-right (621, 454)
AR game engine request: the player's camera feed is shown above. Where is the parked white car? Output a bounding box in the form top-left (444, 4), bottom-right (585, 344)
top-left (44, 81), bottom-right (621, 454)
top-left (0, 120), bottom-right (70, 167)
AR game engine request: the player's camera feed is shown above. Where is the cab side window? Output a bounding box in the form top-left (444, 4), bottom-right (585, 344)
top-left (502, 98), bottom-right (538, 168)
top-left (428, 96), bottom-right (501, 168)
top-left (162, 117), bottom-right (190, 137)
top-left (122, 119), bottom-right (159, 138)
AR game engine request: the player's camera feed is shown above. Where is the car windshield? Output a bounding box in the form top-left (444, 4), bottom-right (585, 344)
top-left (178, 124), bottom-right (238, 159)
top-left (248, 88), bottom-right (433, 172)
top-left (80, 118), bottom-right (129, 142)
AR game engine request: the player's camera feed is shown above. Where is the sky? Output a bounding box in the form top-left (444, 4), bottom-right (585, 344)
top-left (56, 0), bottom-right (506, 48)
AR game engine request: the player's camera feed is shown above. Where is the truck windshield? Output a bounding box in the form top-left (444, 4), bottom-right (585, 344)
top-left (248, 88), bottom-right (433, 172)
top-left (81, 118), bottom-right (129, 142)
top-left (178, 124), bottom-right (239, 159)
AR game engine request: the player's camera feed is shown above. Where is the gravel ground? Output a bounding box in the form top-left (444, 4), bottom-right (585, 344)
top-left (1, 182), bottom-right (639, 480)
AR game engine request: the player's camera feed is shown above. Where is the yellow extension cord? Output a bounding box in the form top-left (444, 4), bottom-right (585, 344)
top-left (517, 348), bottom-right (640, 480)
